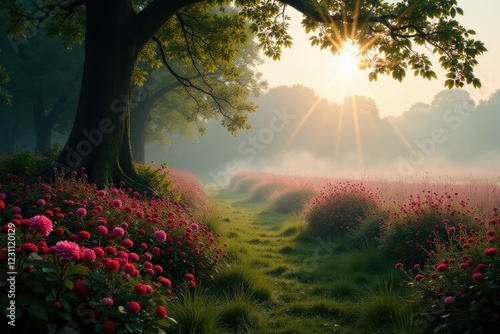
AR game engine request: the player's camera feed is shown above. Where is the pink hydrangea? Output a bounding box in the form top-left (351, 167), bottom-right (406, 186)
top-left (54, 241), bottom-right (81, 261)
top-left (30, 215), bottom-right (53, 237)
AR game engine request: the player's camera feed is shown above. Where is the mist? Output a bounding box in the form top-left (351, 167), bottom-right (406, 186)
top-left (147, 85), bottom-right (500, 184)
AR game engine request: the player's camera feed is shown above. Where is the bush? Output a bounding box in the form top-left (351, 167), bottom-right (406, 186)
top-left (347, 206), bottom-right (392, 249)
top-left (304, 182), bottom-right (379, 237)
top-left (271, 188), bottom-right (317, 214)
top-left (135, 162), bottom-right (180, 200)
top-left (217, 292), bottom-right (262, 332)
top-left (399, 209), bottom-right (500, 334)
top-left (0, 173), bottom-right (223, 332)
top-left (379, 190), bottom-right (477, 266)
top-left (250, 182), bottom-right (283, 201)
top-left (0, 145), bottom-right (61, 181)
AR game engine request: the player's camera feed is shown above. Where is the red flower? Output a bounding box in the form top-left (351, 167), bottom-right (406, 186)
top-left (123, 263), bottom-right (137, 275)
top-left (436, 264), bottom-right (448, 272)
top-left (415, 274), bottom-right (423, 282)
top-left (127, 301), bottom-right (141, 314)
top-left (104, 259), bottom-right (120, 272)
top-left (134, 283), bottom-right (147, 295)
top-left (121, 239), bottom-right (134, 248)
top-left (154, 230), bottom-right (167, 242)
top-left (156, 306), bottom-right (167, 319)
top-left (21, 242), bottom-right (38, 253)
top-left (158, 277), bottom-right (172, 287)
top-left (78, 231), bottom-right (91, 240)
top-left (30, 215), bottom-right (53, 237)
top-left (484, 248), bottom-right (498, 256)
top-left (394, 262), bottom-right (404, 269)
top-left (472, 272), bottom-right (484, 282)
top-left (444, 296), bottom-right (455, 305)
top-left (103, 320), bottom-right (116, 332)
top-left (73, 281), bottom-right (90, 296)
top-left (188, 280), bottom-right (196, 288)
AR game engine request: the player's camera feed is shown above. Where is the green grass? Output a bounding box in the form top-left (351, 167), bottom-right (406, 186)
top-left (203, 189), bottom-right (412, 334)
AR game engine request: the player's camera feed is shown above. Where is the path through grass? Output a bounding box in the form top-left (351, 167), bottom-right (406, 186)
top-left (212, 189), bottom-right (412, 334)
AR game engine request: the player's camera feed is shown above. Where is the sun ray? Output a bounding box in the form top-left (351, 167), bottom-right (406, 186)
top-left (386, 117), bottom-right (414, 152)
top-left (274, 96), bottom-right (324, 163)
top-left (350, 95), bottom-right (364, 167)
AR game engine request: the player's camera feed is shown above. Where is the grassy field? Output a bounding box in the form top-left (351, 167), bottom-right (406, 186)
top-left (186, 189), bottom-right (415, 334)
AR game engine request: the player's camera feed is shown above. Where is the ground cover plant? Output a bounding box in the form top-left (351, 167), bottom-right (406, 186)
top-left (0, 162), bottom-right (224, 333)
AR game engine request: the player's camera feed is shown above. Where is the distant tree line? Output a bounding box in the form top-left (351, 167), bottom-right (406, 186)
top-left (158, 85), bottom-right (500, 180)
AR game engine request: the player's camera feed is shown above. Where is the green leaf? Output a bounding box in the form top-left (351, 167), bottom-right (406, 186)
top-left (59, 310), bottom-right (72, 322)
top-left (68, 265), bottom-right (88, 276)
top-left (64, 280), bottom-right (74, 290)
top-left (28, 304), bottom-right (48, 321)
top-left (450, 8), bottom-right (456, 18)
top-left (60, 298), bottom-right (71, 311)
top-left (46, 323), bottom-right (57, 334)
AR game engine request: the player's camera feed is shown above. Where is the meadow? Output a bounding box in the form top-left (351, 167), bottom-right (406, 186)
top-left (1, 150), bottom-right (499, 333)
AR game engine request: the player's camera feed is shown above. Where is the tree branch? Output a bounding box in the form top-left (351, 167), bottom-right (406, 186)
top-left (133, 0), bottom-right (204, 47)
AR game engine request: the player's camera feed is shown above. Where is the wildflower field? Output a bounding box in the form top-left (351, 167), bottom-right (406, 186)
top-left (1, 151), bottom-right (500, 333)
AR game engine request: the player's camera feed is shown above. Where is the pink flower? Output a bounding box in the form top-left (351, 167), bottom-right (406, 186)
top-left (75, 207), bottom-right (87, 217)
top-left (447, 227), bottom-right (456, 233)
top-left (112, 227), bottom-right (125, 236)
top-left (54, 241), bottom-right (81, 260)
top-left (95, 225), bottom-right (108, 235)
top-left (111, 199), bottom-right (122, 208)
top-left (127, 301), bottom-right (141, 314)
top-left (82, 248), bottom-right (96, 262)
top-left (30, 215), bottom-right (53, 237)
top-left (394, 262), bottom-right (404, 269)
top-left (154, 230), bottom-right (167, 242)
top-left (444, 296), bottom-right (455, 305)
top-left (415, 274), bottom-right (423, 282)
top-left (101, 298), bottom-right (114, 306)
top-left (36, 199), bottom-right (46, 207)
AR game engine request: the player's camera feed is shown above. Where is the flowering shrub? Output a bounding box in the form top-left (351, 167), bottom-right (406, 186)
top-left (304, 182), bottom-right (379, 237)
top-left (399, 209), bottom-right (500, 333)
top-left (379, 190), bottom-right (477, 266)
top-left (0, 171), bottom-right (224, 333)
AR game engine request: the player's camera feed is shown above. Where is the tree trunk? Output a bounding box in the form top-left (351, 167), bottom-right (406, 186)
top-left (131, 102), bottom-right (152, 163)
top-left (49, 0), bottom-right (152, 192)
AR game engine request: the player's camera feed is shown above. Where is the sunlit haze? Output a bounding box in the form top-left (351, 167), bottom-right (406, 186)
top-left (257, 1), bottom-right (500, 118)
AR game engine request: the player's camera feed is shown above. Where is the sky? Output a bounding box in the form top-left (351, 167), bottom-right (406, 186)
top-left (257, 1), bottom-right (500, 118)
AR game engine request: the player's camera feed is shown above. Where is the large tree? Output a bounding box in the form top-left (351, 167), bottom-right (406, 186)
top-left (1, 0), bottom-right (486, 192)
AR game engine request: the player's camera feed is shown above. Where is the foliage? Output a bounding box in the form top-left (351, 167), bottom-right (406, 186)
top-left (304, 182), bottom-right (379, 237)
top-left (400, 209), bottom-right (500, 334)
top-left (134, 162), bottom-right (179, 200)
top-left (379, 190), bottom-right (477, 266)
top-left (0, 64), bottom-right (12, 105)
top-left (163, 289), bottom-right (220, 334)
top-left (0, 173), bottom-right (224, 332)
top-left (347, 206), bottom-right (391, 249)
top-left (0, 145), bottom-right (61, 180)
top-left (217, 291), bottom-right (262, 332)
top-left (271, 188), bottom-right (318, 214)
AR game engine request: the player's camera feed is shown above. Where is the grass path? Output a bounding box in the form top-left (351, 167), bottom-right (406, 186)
top-left (212, 190), bottom-right (409, 334)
